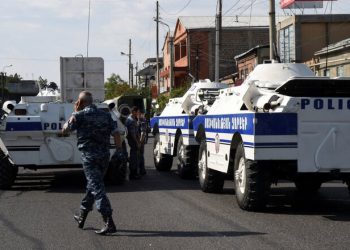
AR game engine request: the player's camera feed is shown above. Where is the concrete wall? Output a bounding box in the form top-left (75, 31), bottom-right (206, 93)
top-left (278, 15), bottom-right (350, 63)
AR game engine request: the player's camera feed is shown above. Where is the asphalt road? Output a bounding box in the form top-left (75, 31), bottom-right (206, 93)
top-left (1, 137), bottom-right (350, 250)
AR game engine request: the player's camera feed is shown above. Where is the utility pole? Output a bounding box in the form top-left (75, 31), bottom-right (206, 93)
top-left (215, 0), bottom-right (222, 82)
top-left (196, 44), bottom-right (200, 81)
top-left (169, 35), bottom-right (174, 93)
top-left (156, 1), bottom-right (160, 95)
top-left (269, 0), bottom-right (276, 60)
top-left (1, 73), bottom-right (4, 104)
top-left (135, 62), bottom-right (138, 88)
top-left (129, 38), bottom-right (132, 88)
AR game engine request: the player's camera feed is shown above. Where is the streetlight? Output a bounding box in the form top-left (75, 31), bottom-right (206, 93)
top-left (121, 39), bottom-right (133, 88)
top-left (154, 18), bottom-right (174, 94)
top-left (1, 64), bottom-right (13, 104)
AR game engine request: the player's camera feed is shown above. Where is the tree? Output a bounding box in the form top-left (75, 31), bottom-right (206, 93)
top-left (47, 82), bottom-right (58, 90)
top-left (38, 76), bottom-right (48, 89)
top-left (105, 74), bottom-right (138, 99)
top-left (6, 73), bottom-right (22, 83)
top-left (154, 84), bottom-right (189, 113)
top-left (106, 73), bottom-right (127, 85)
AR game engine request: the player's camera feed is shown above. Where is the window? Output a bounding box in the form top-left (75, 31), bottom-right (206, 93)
top-left (279, 25), bottom-right (296, 63)
top-left (336, 66), bottom-right (344, 77)
top-left (323, 69), bottom-right (330, 77)
top-left (180, 39), bottom-right (187, 59)
top-left (175, 44), bottom-right (180, 61)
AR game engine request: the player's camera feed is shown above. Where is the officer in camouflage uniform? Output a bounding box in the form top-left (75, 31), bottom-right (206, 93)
top-left (63, 91), bottom-right (122, 235)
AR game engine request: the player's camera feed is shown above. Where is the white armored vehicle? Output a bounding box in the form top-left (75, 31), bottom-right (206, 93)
top-left (0, 57), bottom-right (126, 189)
top-left (151, 80), bottom-right (227, 178)
top-left (192, 63), bottom-right (350, 210)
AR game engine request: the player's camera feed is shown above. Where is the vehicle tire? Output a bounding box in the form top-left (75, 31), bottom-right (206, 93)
top-left (198, 139), bottom-right (224, 193)
top-left (234, 142), bottom-right (271, 211)
top-left (177, 135), bottom-right (197, 179)
top-left (0, 151), bottom-right (18, 190)
top-left (105, 151), bottom-right (127, 185)
top-left (295, 177), bottom-right (322, 194)
top-left (153, 133), bottom-right (173, 171)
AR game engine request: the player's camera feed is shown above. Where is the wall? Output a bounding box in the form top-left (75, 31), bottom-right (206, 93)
top-left (278, 15), bottom-right (350, 63)
top-left (208, 28), bottom-right (269, 80)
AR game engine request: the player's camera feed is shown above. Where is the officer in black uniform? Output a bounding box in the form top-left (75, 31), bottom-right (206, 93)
top-left (138, 110), bottom-right (147, 176)
top-left (126, 106), bottom-right (141, 179)
top-left (63, 91), bottom-right (122, 235)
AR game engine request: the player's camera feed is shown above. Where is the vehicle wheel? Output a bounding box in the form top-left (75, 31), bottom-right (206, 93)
top-left (105, 151), bottom-right (127, 185)
top-left (295, 177), bottom-right (322, 194)
top-left (0, 151), bottom-right (18, 189)
top-left (177, 135), bottom-right (197, 179)
top-left (198, 139), bottom-right (224, 193)
top-left (153, 133), bottom-right (173, 171)
top-left (234, 142), bottom-right (270, 211)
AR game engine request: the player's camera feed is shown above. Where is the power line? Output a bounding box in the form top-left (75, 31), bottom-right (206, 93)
top-left (223, 0), bottom-right (242, 16)
top-left (159, 0), bottom-right (192, 16)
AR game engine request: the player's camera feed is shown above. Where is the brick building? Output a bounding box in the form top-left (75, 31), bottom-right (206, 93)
top-left (234, 44), bottom-right (270, 84)
top-left (161, 16), bottom-right (269, 89)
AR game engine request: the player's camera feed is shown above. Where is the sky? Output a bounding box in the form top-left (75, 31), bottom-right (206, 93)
top-left (0, 0), bottom-right (348, 85)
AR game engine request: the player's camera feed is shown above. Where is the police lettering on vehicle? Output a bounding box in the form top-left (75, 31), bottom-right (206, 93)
top-left (159, 118), bottom-right (186, 128)
top-left (301, 98), bottom-right (350, 110)
top-left (43, 122), bottom-right (63, 130)
top-left (204, 116), bottom-right (248, 131)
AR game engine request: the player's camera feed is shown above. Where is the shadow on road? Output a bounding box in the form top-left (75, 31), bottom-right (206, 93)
top-left (260, 185), bottom-right (350, 221)
top-left (8, 167), bottom-right (350, 222)
top-left (10, 168), bottom-right (201, 194)
top-left (83, 228), bottom-right (265, 238)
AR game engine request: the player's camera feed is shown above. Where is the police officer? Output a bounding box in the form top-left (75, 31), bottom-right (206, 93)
top-left (126, 106), bottom-right (141, 179)
top-left (62, 91), bottom-right (121, 235)
top-left (137, 110), bottom-right (147, 176)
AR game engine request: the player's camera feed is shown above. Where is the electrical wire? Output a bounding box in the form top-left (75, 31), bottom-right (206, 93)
top-left (159, 0), bottom-right (192, 16)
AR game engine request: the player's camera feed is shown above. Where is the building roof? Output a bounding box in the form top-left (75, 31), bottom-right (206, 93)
top-left (178, 16), bottom-right (269, 30)
top-left (315, 38), bottom-right (350, 56)
top-left (136, 65), bottom-right (156, 76)
top-left (143, 57), bottom-right (163, 64)
top-left (234, 44), bottom-right (270, 60)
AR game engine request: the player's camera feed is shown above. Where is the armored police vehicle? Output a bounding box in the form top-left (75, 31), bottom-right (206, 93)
top-left (192, 63), bottom-right (350, 210)
top-left (0, 57), bottom-right (126, 189)
top-left (151, 80), bottom-right (227, 178)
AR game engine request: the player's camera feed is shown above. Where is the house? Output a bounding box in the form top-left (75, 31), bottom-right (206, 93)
top-left (277, 14), bottom-right (350, 64)
top-left (310, 38), bottom-right (350, 77)
top-left (160, 31), bottom-right (174, 93)
top-left (234, 44), bottom-right (270, 84)
top-left (136, 57), bottom-right (163, 98)
top-left (160, 16), bottom-right (269, 90)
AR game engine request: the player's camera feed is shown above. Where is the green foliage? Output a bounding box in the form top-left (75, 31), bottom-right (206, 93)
top-left (6, 73), bottom-right (22, 83)
top-left (169, 85), bottom-right (189, 98)
top-left (106, 73), bottom-right (127, 85)
top-left (156, 93), bottom-right (169, 113)
top-left (153, 84), bottom-right (190, 114)
top-left (38, 76), bottom-right (48, 89)
top-left (104, 73), bottom-right (151, 100)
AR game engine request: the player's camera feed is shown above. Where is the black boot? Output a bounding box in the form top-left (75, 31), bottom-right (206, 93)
top-left (95, 215), bottom-right (117, 235)
top-left (74, 209), bottom-right (89, 229)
